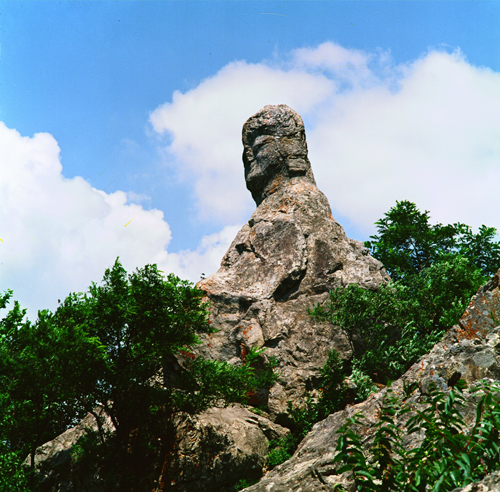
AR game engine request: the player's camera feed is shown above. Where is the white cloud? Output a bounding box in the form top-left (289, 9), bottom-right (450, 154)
top-left (0, 123), bottom-right (174, 319)
top-left (149, 60), bottom-right (335, 224)
top-left (151, 43), bottom-right (500, 237)
top-left (308, 48), bottom-right (500, 232)
top-left (0, 121), bottom-right (241, 319)
top-left (161, 224), bottom-right (242, 283)
top-left (5, 41), bottom-right (500, 320)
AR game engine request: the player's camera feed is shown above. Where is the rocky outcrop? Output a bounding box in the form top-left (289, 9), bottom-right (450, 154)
top-left (245, 269), bottom-right (500, 491)
top-left (196, 105), bottom-right (389, 419)
top-left (30, 404), bottom-right (288, 492)
top-left (166, 405), bottom-right (289, 491)
top-left (28, 105), bottom-right (388, 492)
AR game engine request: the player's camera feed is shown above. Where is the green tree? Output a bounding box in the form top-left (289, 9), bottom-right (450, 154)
top-left (0, 259), bottom-right (278, 491)
top-left (45, 259), bottom-right (272, 490)
top-left (0, 291), bottom-right (104, 481)
top-left (365, 200), bottom-right (500, 281)
top-left (312, 201), bottom-right (498, 384)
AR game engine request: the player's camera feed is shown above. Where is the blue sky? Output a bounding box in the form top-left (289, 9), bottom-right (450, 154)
top-left (1, 1), bottom-right (500, 319)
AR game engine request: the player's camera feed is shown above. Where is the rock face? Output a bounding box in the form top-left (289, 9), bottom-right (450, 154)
top-left (196, 105), bottom-right (389, 418)
top-left (452, 471), bottom-right (500, 492)
top-left (30, 404), bottom-right (288, 492)
top-left (29, 105), bottom-right (388, 492)
top-left (166, 405), bottom-right (289, 491)
top-left (29, 408), bottom-right (115, 492)
top-left (245, 269), bottom-right (500, 491)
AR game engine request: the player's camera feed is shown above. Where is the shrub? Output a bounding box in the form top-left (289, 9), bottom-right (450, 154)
top-left (333, 380), bottom-right (500, 491)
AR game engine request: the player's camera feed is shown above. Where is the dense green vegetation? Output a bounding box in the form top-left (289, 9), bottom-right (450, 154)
top-left (333, 380), bottom-right (500, 491)
top-left (0, 259), bottom-right (278, 491)
top-left (315, 200), bottom-right (500, 385)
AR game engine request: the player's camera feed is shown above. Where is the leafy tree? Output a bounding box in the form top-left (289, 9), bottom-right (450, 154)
top-left (0, 259), bottom-right (278, 491)
top-left (312, 202), bottom-right (498, 384)
top-left (48, 259), bottom-right (277, 490)
top-left (313, 256), bottom-right (483, 383)
top-left (365, 200), bottom-right (500, 281)
top-left (0, 295), bottom-right (105, 471)
top-left (0, 392), bottom-right (29, 492)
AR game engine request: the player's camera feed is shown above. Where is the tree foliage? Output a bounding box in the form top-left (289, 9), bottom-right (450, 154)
top-left (312, 201), bottom-right (498, 384)
top-left (365, 200), bottom-right (500, 281)
top-left (0, 259), bottom-right (278, 491)
top-left (333, 380), bottom-right (500, 491)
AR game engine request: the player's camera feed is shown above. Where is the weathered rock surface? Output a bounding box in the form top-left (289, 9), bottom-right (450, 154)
top-left (30, 408), bottom-right (115, 492)
top-left (451, 471), bottom-right (500, 492)
top-left (196, 105), bottom-right (389, 418)
top-left (166, 404), bottom-right (289, 491)
top-left (245, 269), bottom-right (500, 491)
top-left (30, 404), bottom-right (287, 492)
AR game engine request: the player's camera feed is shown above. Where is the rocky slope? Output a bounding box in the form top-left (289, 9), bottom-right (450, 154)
top-left (245, 269), bottom-right (500, 491)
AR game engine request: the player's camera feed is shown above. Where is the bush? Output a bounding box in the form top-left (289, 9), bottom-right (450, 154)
top-left (267, 434), bottom-right (295, 468)
top-left (235, 477), bottom-right (259, 490)
top-left (333, 380), bottom-right (500, 491)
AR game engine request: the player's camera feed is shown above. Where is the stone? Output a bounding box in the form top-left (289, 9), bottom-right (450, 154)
top-left (451, 471), bottom-right (500, 492)
top-left (29, 408), bottom-right (115, 492)
top-left (244, 269), bottom-right (500, 491)
top-left (166, 404), bottom-right (290, 491)
top-left (196, 105), bottom-right (389, 419)
top-left (30, 404), bottom-right (288, 492)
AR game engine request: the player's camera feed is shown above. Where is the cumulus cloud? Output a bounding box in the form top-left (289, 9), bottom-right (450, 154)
top-left (149, 61), bottom-right (334, 223)
top-left (0, 122), bottom-right (243, 319)
top-left (308, 48), bottom-right (500, 232)
top-left (0, 123), bottom-right (231, 320)
top-left (161, 224), bottom-right (241, 283)
top-left (150, 42), bottom-right (500, 238)
top-left (5, 40), bottom-right (500, 320)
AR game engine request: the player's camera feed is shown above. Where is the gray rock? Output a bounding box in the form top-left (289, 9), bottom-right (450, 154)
top-left (29, 408), bottom-right (114, 492)
top-left (30, 404), bottom-right (287, 492)
top-left (196, 105), bottom-right (389, 418)
top-left (166, 404), bottom-right (290, 491)
top-left (242, 104), bottom-right (316, 206)
top-left (245, 269), bottom-right (500, 492)
top-left (451, 470), bottom-right (500, 491)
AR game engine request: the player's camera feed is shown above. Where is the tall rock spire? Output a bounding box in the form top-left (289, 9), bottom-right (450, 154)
top-left (197, 105), bottom-right (389, 419)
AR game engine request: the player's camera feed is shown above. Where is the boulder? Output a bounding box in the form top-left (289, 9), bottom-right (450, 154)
top-left (451, 471), bottom-right (500, 492)
top-left (165, 404), bottom-right (289, 491)
top-left (29, 404), bottom-right (287, 492)
top-left (29, 408), bottom-right (114, 492)
top-left (196, 105), bottom-right (389, 418)
top-left (244, 268), bottom-right (500, 491)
